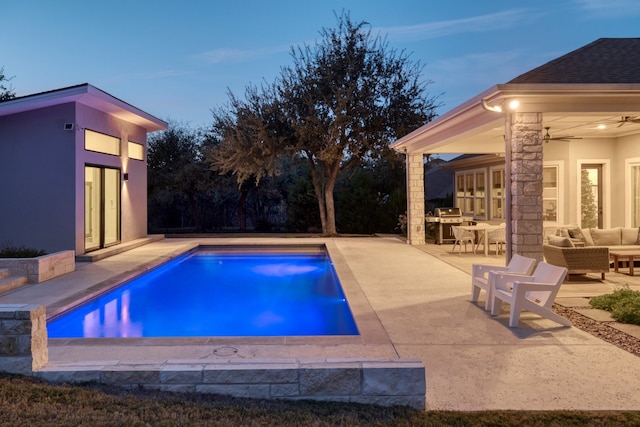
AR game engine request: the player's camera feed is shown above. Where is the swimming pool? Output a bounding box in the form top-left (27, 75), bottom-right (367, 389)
top-left (47, 246), bottom-right (359, 338)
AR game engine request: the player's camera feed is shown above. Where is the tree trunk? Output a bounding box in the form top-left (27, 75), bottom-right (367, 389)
top-left (322, 160), bottom-right (341, 236)
top-left (308, 158), bottom-right (328, 234)
top-left (307, 157), bottom-right (342, 236)
top-left (324, 181), bottom-right (337, 235)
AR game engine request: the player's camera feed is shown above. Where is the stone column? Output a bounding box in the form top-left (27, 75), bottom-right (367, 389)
top-left (406, 152), bottom-right (425, 245)
top-left (0, 304), bottom-right (48, 374)
top-left (507, 112), bottom-right (544, 261)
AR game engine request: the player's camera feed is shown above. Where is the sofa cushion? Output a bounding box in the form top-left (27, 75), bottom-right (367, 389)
top-left (548, 236), bottom-right (575, 247)
top-left (591, 228), bottom-right (622, 246)
top-left (621, 228), bottom-right (640, 245)
top-left (581, 228), bottom-right (594, 246)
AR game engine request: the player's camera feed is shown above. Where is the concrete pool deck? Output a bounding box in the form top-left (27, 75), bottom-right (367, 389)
top-left (1, 236), bottom-right (640, 410)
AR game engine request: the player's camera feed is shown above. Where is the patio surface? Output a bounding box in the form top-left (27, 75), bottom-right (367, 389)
top-left (1, 235), bottom-right (640, 411)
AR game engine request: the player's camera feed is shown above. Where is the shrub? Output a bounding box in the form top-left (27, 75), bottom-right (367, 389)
top-left (0, 242), bottom-right (46, 258)
top-left (590, 287), bottom-right (640, 325)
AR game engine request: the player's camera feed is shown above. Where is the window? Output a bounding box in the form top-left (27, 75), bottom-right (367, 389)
top-left (128, 141), bottom-right (144, 160)
top-left (629, 161), bottom-right (640, 227)
top-left (490, 168), bottom-right (505, 220)
top-left (543, 165), bottom-right (559, 222)
top-left (455, 169), bottom-right (486, 218)
top-left (85, 129), bottom-right (120, 156)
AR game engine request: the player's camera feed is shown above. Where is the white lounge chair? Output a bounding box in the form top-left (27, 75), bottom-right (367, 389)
top-left (490, 261), bottom-right (570, 328)
top-left (471, 254), bottom-right (536, 310)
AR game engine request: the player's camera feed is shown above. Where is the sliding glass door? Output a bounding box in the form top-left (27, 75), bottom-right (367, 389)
top-left (85, 166), bottom-right (121, 251)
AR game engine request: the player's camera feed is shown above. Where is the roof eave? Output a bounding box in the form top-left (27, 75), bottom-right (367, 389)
top-left (391, 82), bottom-right (640, 154)
top-left (390, 85), bottom-right (503, 153)
top-left (0, 84), bottom-right (167, 132)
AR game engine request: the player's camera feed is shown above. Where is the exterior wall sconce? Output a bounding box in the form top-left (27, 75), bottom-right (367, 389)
top-left (123, 173), bottom-right (129, 181)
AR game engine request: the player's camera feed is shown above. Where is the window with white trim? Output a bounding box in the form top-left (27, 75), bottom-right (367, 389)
top-left (128, 141), bottom-right (144, 161)
top-left (630, 161), bottom-right (640, 227)
top-left (542, 165), bottom-right (559, 222)
top-left (85, 129), bottom-right (121, 156)
top-left (455, 169), bottom-right (486, 218)
top-left (490, 167), bottom-right (505, 220)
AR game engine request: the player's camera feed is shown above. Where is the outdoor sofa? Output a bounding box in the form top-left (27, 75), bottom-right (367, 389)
top-left (542, 226), bottom-right (640, 279)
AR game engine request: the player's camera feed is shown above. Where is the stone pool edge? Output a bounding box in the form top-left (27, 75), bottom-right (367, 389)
top-left (36, 357), bottom-right (426, 409)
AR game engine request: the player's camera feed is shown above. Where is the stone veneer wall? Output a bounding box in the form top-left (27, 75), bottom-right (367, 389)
top-left (0, 250), bottom-right (75, 283)
top-left (36, 358), bottom-right (426, 409)
top-left (0, 305), bottom-right (426, 409)
top-left (0, 304), bottom-right (48, 374)
top-left (406, 152), bottom-right (426, 245)
top-left (509, 112), bottom-right (544, 262)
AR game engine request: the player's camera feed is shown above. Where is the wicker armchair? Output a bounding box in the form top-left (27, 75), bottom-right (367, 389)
top-left (542, 244), bottom-right (609, 279)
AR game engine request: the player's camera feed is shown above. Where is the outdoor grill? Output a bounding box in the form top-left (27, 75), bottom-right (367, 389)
top-left (426, 207), bottom-right (474, 244)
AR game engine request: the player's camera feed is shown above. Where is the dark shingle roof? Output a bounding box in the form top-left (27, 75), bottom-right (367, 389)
top-left (509, 38), bottom-right (640, 84)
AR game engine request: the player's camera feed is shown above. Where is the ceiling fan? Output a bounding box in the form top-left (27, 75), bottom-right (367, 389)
top-left (617, 116), bottom-right (640, 127)
top-left (543, 127), bottom-right (582, 143)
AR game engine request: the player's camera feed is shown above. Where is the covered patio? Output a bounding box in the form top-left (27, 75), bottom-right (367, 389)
top-left (391, 38), bottom-right (640, 263)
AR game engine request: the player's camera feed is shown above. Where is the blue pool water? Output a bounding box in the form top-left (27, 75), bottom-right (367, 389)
top-left (47, 247), bottom-right (359, 338)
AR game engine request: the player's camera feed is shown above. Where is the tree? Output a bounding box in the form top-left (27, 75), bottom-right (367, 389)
top-left (206, 85), bottom-right (288, 230)
top-left (209, 12), bottom-right (437, 235)
top-left (147, 121), bottom-right (210, 231)
top-left (0, 67), bottom-right (16, 101)
top-left (276, 13), bottom-right (436, 235)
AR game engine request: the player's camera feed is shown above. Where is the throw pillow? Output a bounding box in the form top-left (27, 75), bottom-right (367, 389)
top-left (581, 228), bottom-right (595, 246)
top-left (567, 227), bottom-right (585, 243)
top-left (548, 236), bottom-right (575, 247)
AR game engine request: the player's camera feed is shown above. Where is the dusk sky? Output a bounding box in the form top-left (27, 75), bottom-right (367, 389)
top-left (3, 1), bottom-right (640, 128)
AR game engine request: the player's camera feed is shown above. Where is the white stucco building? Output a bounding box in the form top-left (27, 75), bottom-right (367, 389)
top-left (0, 84), bottom-right (167, 255)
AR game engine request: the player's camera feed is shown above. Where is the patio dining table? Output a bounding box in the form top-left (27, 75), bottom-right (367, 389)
top-left (458, 224), bottom-right (503, 256)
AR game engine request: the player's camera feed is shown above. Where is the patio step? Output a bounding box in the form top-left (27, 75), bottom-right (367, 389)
top-left (75, 235), bottom-right (165, 262)
top-left (0, 275), bottom-right (29, 295)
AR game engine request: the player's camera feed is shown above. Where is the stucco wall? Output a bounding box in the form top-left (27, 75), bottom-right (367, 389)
top-left (544, 135), bottom-right (640, 228)
top-left (0, 101), bottom-right (151, 255)
top-left (449, 133), bottom-right (640, 229)
top-left (75, 104), bottom-right (149, 251)
top-left (0, 104), bottom-right (77, 253)
top-left (614, 134), bottom-right (640, 226)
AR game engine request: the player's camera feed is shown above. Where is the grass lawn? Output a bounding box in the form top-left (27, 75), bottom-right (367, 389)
top-left (1, 374), bottom-right (640, 426)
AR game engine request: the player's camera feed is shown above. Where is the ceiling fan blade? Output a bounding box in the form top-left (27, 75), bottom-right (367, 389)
top-left (542, 127), bottom-right (582, 143)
